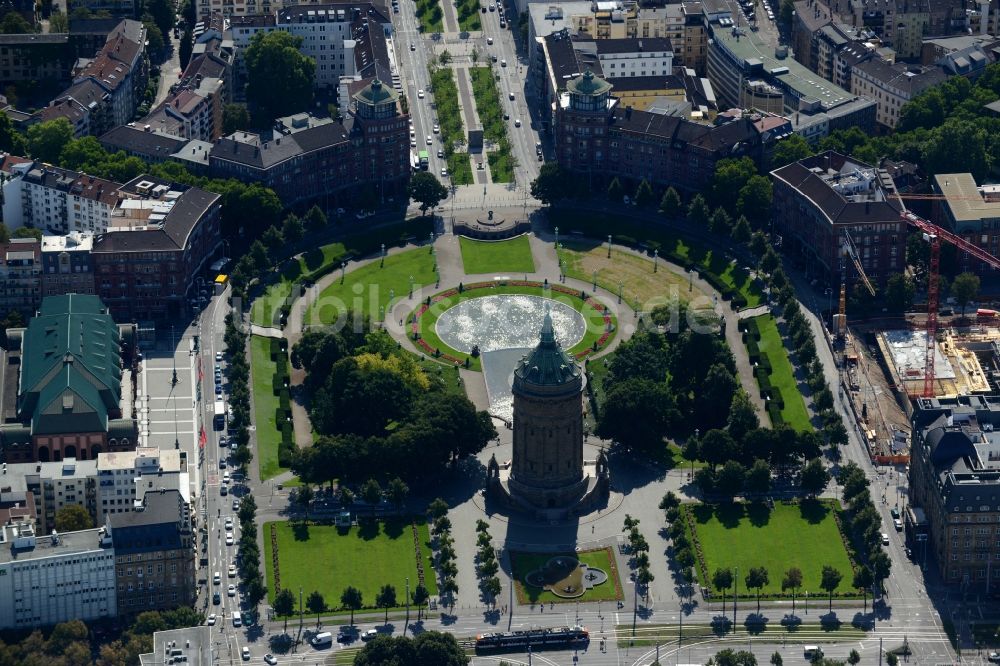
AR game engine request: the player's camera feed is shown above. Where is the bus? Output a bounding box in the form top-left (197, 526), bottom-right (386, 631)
top-left (411, 152), bottom-right (420, 172)
top-left (418, 150), bottom-right (429, 170)
top-left (213, 400), bottom-right (226, 430)
top-left (475, 626), bottom-right (588, 653)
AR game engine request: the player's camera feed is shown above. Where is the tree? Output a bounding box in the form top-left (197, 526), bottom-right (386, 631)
top-left (407, 171), bottom-right (448, 214)
top-left (853, 567), bottom-right (874, 614)
top-left (54, 504), bottom-right (93, 532)
top-left (596, 378), bottom-right (677, 453)
top-left (659, 491), bottom-right (680, 513)
top-left (49, 10), bottom-right (69, 33)
top-left (711, 157), bottom-right (757, 211)
top-left (296, 484), bottom-right (313, 518)
top-left (951, 271), bottom-right (980, 315)
top-left (770, 134), bottom-right (813, 168)
top-left (340, 586), bottom-right (363, 625)
top-left (634, 179), bottom-right (654, 207)
top-left (606, 176), bottom-right (624, 202)
top-left (744, 458), bottom-right (772, 495)
top-left (376, 584), bottom-right (397, 623)
top-left (179, 27), bottom-right (193, 69)
top-left (819, 565), bottom-right (843, 612)
top-left (304, 204), bottom-right (328, 232)
top-left (760, 246), bottom-right (780, 275)
top-left (222, 103), bottom-right (251, 135)
top-left (659, 186), bottom-right (682, 217)
top-left (145, 0), bottom-right (175, 39)
top-left (884, 272), bottom-right (915, 313)
top-left (781, 567), bottom-right (803, 615)
top-left (261, 225), bottom-right (283, 264)
top-left (709, 206), bottom-right (732, 235)
top-left (411, 584), bottom-right (429, 620)
top-left (353, 631), bottom-right (467, 666)
top-left (716, 460), bottom-right (746, 498)
top-left (0, 111), bottom-right (26, 155)
top-left (886, 653), bottom-right (899, 666)
top-left (361, 478), bottom-right (382, 512)
top-left (848, 649), bottom-right (861, 665)
top-left (427, 497), bottom-right (449, 520)
top-left (687, 193), bottom-right (710, 227)
top-left (800, 458), bottom-right (831, 496)
top-left (771, 652), bottom-right (784, 666)
top-left (27, 118), bottom-right (75, 163)
top-left (483, 575), bottom-right (502, 608)
top-left (273, 588), bottom-right (296, 631)
top-left (141, 17), bottom-right (165, 53)
top-left (244, 31), bottom-right (315, 121)
top-left (282, 213), bottom-right (304, 244)
top-left (712, 567), bottom-right (734, 616)
top-left (738, 175), bottom-right (773, 227)
top-left (744, 566), bottom-right (769, 613)
top-left (530, 162), bottom-right (571, 204)
top-left (710, 648), bottom-right (758, 666)
top-left (387, 477), bottom-right (409, 511)
top-left (307, 590), bottom-right (326, 627)
top-left (0, 11), bottom-right (32, 33)
top-left (731, 215), bottom-right (752, 243)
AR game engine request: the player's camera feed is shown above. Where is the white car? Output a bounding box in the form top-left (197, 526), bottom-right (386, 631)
top-left (225, 517), bottom-right (234, 530)
top-left (410, 139), bottom-right (416, 148)
top-left (410, 43), bottom-right (415, 51)
top-left (432, 123), bottom-right (439, 133)
top-left (264, 656), bottom-right (278, 666)
top-left (241, 646), bottom-right (250, 661)
top-left (223, 472), bottom-right (230, 484)
top-left (233, 499), bottom-right (241, 510)
top-left (229, 564), bottom-right (238, 578)
top-left (417, 89), bottom-right (425, 98)
top-left (228, 584), bottom-right (237, 597)
top-left (207, 613), bottom-right (217, 626)
top-left (213, 572), bottom-right (221, 585)
top-left (361, 629), bottom-right (378, 641)
top-left (487, 36), bottom-right (493, 44)
top-left (226, 534), bottom-right (235, 546)
top-left (426, 135), bottom-right (432, 145)
top-left (514, 118), bottom-right (521, 127)
top-left (508, 91), bottom-right (515, 100)
top-left (881, 532), bottom-right (890, 545)
top-left (215, 352), bottom-right (223, 362)
top-left (500, 59), bottom-right (507, 67)
top-left (440, 167), bottom-right (448, 177)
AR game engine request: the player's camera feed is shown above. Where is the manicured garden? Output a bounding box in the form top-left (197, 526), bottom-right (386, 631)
top-left (410, 281), bottom-right (616, 371)
top-left (685, 500), bottom-right (856, 598)
top-left (549, 210), bottom-right (764, 309)
top-left (264, 519), bottom-right (438, 611)
top-left (415, 0), bottom-right (443, 32)
top-left (459, 235), bottom-right (535, 274)
top-left (470, 67), bottom-right (514, 183)
top-left (455, 0), bottom-right (482, 30)
top-left (744, 314), bottom-right (812, 431)
top-left (557, 241), bottom-right (711, 311)
top-left (306, 248), bottom-right (438, 326)
top-left (251, 242), bottom-right (346, 327)
top-left (250, 335), bottom-right (289, 480)
top-left (430, 67), bottom-right (473, 185)
top-left (510, 548), bottom-right (623, 604)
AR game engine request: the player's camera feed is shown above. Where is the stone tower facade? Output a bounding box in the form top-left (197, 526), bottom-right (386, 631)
top-left (506, 311), bottom-right (589, 508)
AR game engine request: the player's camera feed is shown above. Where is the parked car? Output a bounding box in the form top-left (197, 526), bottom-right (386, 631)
top-left (241, 647), bottom-right (250, 661)
top-left (361, 629), bottom-right (378, 641)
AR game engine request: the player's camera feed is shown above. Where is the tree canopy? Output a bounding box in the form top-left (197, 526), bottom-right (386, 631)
top-left (407, 172), bottom-right (448, 214)
top-left (353, 631), bottom-right (468, 665)
top-left (244, 31), bottom-right (316, 122)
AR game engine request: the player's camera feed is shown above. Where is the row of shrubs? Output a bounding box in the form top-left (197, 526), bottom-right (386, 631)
top-left (741, 317), bottom-right (786, 427)
top-left (269, 337), bottom-right (296, 467)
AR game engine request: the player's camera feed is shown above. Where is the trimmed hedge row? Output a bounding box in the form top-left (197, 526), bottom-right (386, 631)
top-left (741, 317), bottom-right (786, 427)
top-left (269, 338), bottom-right (295, 467)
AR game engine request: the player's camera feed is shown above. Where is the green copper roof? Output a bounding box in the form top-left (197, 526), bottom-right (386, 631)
top-left (567, 69), bottom-right (612, 96)
top-left (354, 78), bottom-right (399, 106)
top-left (19, 295), bottom-right (122, 434)
top-left (513, 310), bottom-right (581, 388)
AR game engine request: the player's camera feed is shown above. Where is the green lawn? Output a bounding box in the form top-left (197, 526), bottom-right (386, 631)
top-left (264, 519), bottom-right (438, 612)
top-left (510, 548), bottom-right (623, 604)
top-left (459, 235), bottom-right (535, 274)
top-left (251, 242), bottom-right (347, 327)
top-left (687, 501), bottom-right (856, 598)
top-left (415, 0), bottom-right (443, 32)
top-left (414, 283), bottom-right (616, 371)
top-left (429, 68), bottom-right (472, 186)
top-left (455, 0), bottom-right (482, 30)
top-left (548, 210), bottom-right (763, 308)
top-left (753, 314), bottom-right (812, 431)
top-left (250, 335), bottom-right (287, 480)
top-left (306, 248), bottom-right (437, 326)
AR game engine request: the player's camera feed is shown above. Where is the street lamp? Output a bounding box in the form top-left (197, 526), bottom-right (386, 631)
top-left (380, 243), bottom-right (386, 268)
top-left (170, 324), bottom-right (177, 386)
top-left (409, 275), bottom-right (414, 299)
top-left (607, 234), bottom-right (612, 258)
top-left (429, 231), bottom-right (435, 253)
top-left (555, 226), bottom-right (559, 248)
top-left (692, 428), bottom-right (699, 481)
top-left (653, 249), bottom-right (658, 273)
top-left (592, 270), bottom-right (598, 291)
top-left (341, 261), bottom-right (347, 283)
top-left (618, 282), bottom-right (623, 304)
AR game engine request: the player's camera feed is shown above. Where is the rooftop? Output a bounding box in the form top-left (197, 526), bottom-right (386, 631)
top-left (41, 231), bottom-right (94, 254)
top-left (852, 58), bottom-right (948, 95)
top-left (513, 311), bottom-right (581, 390)
top-left (108, 488), bottom-right (185, 529)
top-left (933, 173), bottom-right (1000, 223)
top-left (138, 626), bottom-right (212, 666)
top-left (0, 524), bottom-right (108, 565)
top-left (98, 446), bottom-right (182, 472)
top-left (710, 23), bottom-right (856, 110)
top-left (99, 124), bottom-right (189, 159)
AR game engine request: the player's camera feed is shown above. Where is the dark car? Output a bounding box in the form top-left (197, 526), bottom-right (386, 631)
top-left (213, 592), bottom-right (221, 605)
top-left (890, 507), bottom-right (900, 519)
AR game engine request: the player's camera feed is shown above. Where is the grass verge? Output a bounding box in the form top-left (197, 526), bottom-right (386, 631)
top-left (752, 314), bottom-right (812, 431)
top-left (415, 0), bottom-right (443, 32)
top-left (430, 67), bottom-right (472, 186)
top-left (459, 235), bottom-right (535, 274)
top-left (250, 335), bottom-right (287, 480)
top-left (469, 67), bottom-right (514, 183)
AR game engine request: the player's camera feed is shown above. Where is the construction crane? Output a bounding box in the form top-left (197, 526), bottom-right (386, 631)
top-left (837, 230), bottom-right (875, 338)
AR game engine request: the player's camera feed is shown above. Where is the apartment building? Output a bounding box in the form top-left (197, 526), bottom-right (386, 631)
top-left (1, 160), bottom-right (122, 234)
top-left (39, 232), bottom-right (96, 298)
top-left (850, 58), bottom-right (947, 128)
top-left (0, 34), bottom-right (74, 85)
top-left (92, 176), bottom-right (222, 322)
top-left (97, 447), bottom-right (185, 521)
top-left (36, 79), bottom-right (113, 138)
top-left (910, 395), bottom-right (1000, 587)
top-left (554, 70), bottom-right (762, 195)
top-left (0, 237), bottom-right (40, 318)
top-left (107, 489), bottom-right (195, 614)
top-left (931, 173), bottom-right (1000, 276)
top-left (0, 522), bottom-right (116, 630)
top-left (0, 458), bottom-right (99, 533)
top-left (770, 151), bottom-right (906, 289)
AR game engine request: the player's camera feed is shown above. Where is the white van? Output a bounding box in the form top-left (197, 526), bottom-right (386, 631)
top-left (804, 646), bottom-right (822, 659)
top-left (232, 611), bottom-right (242, 627)
top-left (311, 632), bottom-right (333, 647)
